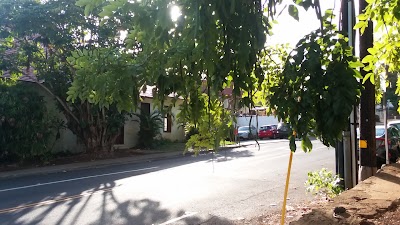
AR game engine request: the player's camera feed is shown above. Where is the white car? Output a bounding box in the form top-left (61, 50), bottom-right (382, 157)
top-left (388, 120), bottom-right (400, 130)
top-left (237, 126), bottom-right (257, 139)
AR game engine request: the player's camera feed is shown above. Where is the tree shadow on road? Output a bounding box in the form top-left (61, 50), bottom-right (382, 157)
top-left (203, 150), bottom-right (254, 163)
top-left (0, 142), bottom-right (266, 225)
top-left (0, 177), bottom-right (239, 225)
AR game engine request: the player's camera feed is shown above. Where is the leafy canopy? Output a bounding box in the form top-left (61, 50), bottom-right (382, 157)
top-left (356, 0), bottom-right (400, 110)
top-left (71, 0), bottom-right (363, 152)
top-left (268, 18), bottom-right (362, 151)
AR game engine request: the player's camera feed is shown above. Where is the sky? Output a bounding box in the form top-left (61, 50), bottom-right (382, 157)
top-left (267, 0), bottom-right (341, 47)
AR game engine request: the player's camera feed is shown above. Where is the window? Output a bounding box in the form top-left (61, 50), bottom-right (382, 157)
top-left (141, 102), bottom-right (150, 115)
top-left (164, 114), bottom-right (172, 133)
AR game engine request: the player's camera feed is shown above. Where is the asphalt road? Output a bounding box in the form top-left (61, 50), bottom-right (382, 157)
top-left (0, 139), bottom-right (335, 225)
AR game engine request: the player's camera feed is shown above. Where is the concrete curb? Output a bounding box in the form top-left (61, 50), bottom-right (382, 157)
top-left (0, 145), bottom-right (241, 180)
top-left (0, 151), bottom-right (189, 180)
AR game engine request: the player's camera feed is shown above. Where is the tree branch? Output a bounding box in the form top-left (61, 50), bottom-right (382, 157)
top-left (35, 81), bottom-right (80, 125)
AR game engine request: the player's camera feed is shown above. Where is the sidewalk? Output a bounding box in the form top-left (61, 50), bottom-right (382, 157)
top-left (0, 150), bottom-right (188, 179)
top-left (290, 163), bottom-right (400, 225)
top-left (0, 144), bottom-right (238, 180)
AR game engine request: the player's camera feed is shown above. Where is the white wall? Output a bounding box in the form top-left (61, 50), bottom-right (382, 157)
top-left (121, 97), bottom-right (185, 149)
top-left (236, 115), bottom-right (280, 129)
top-left (33, 83), bottom-right (84, 153)
top-left (32, 82), bottom-right (185, 151)
top-left (161, 100), bottom-right (185, 142)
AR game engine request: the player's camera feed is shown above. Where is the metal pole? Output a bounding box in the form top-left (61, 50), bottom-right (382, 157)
top-left (384, 91), bottom-right (389, 165)
top-left (348, 0), bottom-right (358, 187)
top-left (343, 131), bottom-right (352, 189)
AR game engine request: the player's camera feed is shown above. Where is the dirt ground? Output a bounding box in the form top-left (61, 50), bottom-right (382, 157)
top-left (229, 198), bottom-right (400, 225)
top-left (222, 163), bottom-right (400, 225)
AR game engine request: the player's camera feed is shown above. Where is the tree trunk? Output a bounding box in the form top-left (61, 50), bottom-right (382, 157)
top-left (62, 101), bottom-right (123, 155)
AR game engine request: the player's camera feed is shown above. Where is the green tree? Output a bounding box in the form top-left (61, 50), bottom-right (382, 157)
top-left (268, 18), bottom-right (362, 151)
top-left (356, 0), bottom-right (400, 111)
top-left (71, 0), bottom-right (364, 152)
top-left (0, 0), bottom-right (130, 153)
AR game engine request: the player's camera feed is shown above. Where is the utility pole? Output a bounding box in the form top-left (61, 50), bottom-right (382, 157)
top-left (339, 0), bottom-right (356, 189)
top-left (359, 0), bottom-right (376, 181)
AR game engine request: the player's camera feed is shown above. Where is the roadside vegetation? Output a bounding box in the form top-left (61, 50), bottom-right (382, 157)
top-left (305, 168), bottom-right (344, 199)
top-left (0, 82), bottom-right (63, 163)
top-left (0, 0), bottom-right (399, 174)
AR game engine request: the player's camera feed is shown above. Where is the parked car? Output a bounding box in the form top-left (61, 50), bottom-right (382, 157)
top-left (258, 125), bottom-right (277, 139)
top-left (375, 125), bottom-right (400, 168)
top-left (388, 120), bottom-right (400, 130)
top-left (237, 126), bottom-right (257, 140)
top-left (276, 122), bottom-right (291, 139)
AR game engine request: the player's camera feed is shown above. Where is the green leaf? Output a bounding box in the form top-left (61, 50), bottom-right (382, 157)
top-left (362, 72), bottom-right (374, 84)
top-left (84, 5), bottom-right (92, 17)
top-left (361, 55), bottom-right (375, 64)
top-left (353, 21), bottom-right (366, 30)
top-left (354, 70), bottom-right (362, 79)
top-left (367, 47), bottom-right (377, 55)
top-left (349, 60), bottom-right (364, 69)
top-left (357, 13), bottom-right (368, 20)
top-left (301, 136), bottom-right (312, 152)
top-left (75, 0), bottom-right (88, 7)
top-left (369, 73), bottom-right (375, 84)
top-left (288, 5), bottom-right (299, 21)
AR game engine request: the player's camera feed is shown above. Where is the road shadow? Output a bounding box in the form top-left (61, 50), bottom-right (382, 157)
top-left (203, 150), bottom-right (254, 163)
top-left (0, 147), bottom-right (257, 225)
top-left (0, 178), bottom-right (237, 225)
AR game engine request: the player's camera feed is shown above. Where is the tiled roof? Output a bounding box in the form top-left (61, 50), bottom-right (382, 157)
top-left (2, 67), bottom-right (43, 83)
top-left (140, 85), bottom-right (181, 99)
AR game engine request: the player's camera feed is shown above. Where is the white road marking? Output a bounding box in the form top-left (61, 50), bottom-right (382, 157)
top-left (0, 167), bottom-right (158, 193)
top-left (158, 212), bottom-right (198, 225)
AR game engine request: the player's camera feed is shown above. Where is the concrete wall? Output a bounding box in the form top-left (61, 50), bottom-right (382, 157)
top-left (236, 115), bottom-right (280, 130)
top-left (31, 83), bottom-right (184, 152)
top-left (160, 99), bottom-right (185, 142)
top-left (30, 83), bottom-right (84, 153)
top-left (119, 97), bottom-right (185, 149)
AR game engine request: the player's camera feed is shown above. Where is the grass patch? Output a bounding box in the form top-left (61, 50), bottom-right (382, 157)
top-left (153, 141), bottom-right (186, 152)
top-left (220, 140), bottom-right (236, 146)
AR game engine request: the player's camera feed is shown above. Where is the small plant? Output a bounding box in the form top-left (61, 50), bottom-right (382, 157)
top-left (305, 168), bottom-right (344, 199)
top-left (185, 133), bottom-right (214, 155)
top-left (133, 111), bottom-right (163, 149)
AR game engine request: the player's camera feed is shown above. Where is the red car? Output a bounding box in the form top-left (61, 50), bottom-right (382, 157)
top-left (258, 125), bottom-right (277, 139)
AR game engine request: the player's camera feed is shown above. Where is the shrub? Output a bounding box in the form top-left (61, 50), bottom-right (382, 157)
top-left (185, 125), bottom-right (199, 140)
top-left (305, 168), bottom-right (344, 199)
top-left (0, 82), bottom-right (62, 163)
top-left (134, 111), bottom-right (163, 148)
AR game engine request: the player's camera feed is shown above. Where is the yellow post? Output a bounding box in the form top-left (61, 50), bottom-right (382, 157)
top-left (280, 151), bottom-right (294, 225)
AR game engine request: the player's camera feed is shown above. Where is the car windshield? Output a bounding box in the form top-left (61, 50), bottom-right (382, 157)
top-left (238, 127), bottom-right (251, 131)
top-left (376, 128), bottom-right (385, 137)
top-left (390, 123), bottom-right (400, 130)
